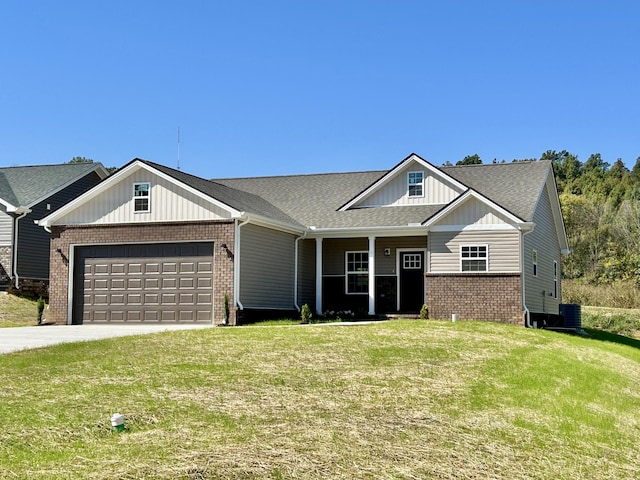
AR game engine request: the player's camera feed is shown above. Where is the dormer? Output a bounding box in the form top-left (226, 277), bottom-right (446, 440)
top-left (339, 153), bottom-right (467, 210)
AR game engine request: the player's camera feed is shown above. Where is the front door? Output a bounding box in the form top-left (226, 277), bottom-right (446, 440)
top-left (399, 251), bottom-right (425, 313)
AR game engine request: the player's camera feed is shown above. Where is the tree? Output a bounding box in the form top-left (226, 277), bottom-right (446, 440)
top-left (68, 156), bottom-right (94, 164)
top-left (456, 154), bottom-right (482, 166)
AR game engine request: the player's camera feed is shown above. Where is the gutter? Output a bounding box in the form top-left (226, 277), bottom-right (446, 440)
top-left (293, 230), bottom-right (308, 312)
top-left (12, 207), bottom-right (32, 289)
top-left (520, 223), bottom-right (536, 328)
top-left (233, 217), bottom-right (250, 311)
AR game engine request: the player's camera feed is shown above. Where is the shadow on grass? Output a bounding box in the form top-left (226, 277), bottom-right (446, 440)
top-left (582, 328), bottom-right (640, 351)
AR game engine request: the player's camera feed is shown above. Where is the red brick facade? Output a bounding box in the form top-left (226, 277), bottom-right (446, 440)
top-left (48, 221), bottom-right (236, 325)
top-left (425, 273), bottom-right (523, 325)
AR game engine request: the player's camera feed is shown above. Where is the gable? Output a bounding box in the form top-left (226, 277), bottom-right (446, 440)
top-left (49, 166), bottom-right (236, 226)
top-left (351, 158), bottom-right (463, 208)
top-left (342, 154), bottom-right (466, 210)
top-left (430, 196), bottom-right (517, 230)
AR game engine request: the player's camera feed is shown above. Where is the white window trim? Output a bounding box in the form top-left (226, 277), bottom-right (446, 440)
top-left (133, 182), bottom-right (151, 213)
top-left (345, 250), bottom-right (369, 295)
top-left (532, 250), bottom-right (538, 277)
top-left (407, 171), bottom-right (424, 198)
top-left (460, 244), bottom-right (489, 272)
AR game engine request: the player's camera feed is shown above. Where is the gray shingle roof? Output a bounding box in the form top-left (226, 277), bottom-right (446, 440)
top-left (140, 158), bottom-right (552, 229)
top-left (141, 160), bottom-right (304, 227)
top-left (441, 160), bottom-right (552, 221)
top-left (214, 161), bottom-right (551, 228)
top-left (0, 163), bottom-right (101, 208)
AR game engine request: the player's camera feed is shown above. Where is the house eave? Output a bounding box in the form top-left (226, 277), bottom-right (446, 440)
top-left (306, 224), bottom-right (428, 239)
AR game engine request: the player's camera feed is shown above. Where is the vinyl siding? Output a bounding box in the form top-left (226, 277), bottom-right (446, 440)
top-left (17, 171), bottom-right (104, 280)
top-left (239, 223), bottom-right (296, 309)
top-left (435, 197), bottom-right (514, 226)
top-left (0, 210), bottom-right (12, 246)
top-left (523, 177), bottom-right (562, 314)
top-left (429, 230), bottom-right (520, 273)
top-left (354, 161), bottom-right (461, 207)
top-left (297, 238), bottom-right (316, 309)
top-left (54, 169), bottom-right (231, 225)
top-left (375, 236), bottom-right (427, 274)
top-left (323, 238), bottom-right (368, 274)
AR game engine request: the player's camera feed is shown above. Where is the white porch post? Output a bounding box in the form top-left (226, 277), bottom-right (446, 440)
top-left (315, 238), bottom-right (323, 315)
top-left (368, 235), bottom-right (375, 316)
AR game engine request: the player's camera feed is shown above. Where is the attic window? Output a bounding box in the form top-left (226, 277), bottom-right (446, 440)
top-left (408, 171), bottom-right (424, 197)
top-left (134, 182), bottom-right (150, 212)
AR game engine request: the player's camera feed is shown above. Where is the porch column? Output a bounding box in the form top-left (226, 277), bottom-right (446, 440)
top-left (368, 235), bottom-right (375, 316)
top-left (315, 238), bottom-right (323, 315)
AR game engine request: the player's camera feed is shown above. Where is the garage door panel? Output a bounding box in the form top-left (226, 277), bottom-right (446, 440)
top-left (75, 242), bottom-right (214, 324)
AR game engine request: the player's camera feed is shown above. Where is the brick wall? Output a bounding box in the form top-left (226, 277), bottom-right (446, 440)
top-left (425, 273), bottom-right (523, 325)
top-left (49, 221), bottom-right (236, 325)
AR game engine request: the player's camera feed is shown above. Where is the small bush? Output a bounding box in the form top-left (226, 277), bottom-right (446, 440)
top-left (223, 293), bottom-right (230, 324)
top-left (301, 304), bottom-right (312, 323)
top-left (36, 297), bottom-right (46, 325)
top-left (420, 304), bottom-right (429, 320)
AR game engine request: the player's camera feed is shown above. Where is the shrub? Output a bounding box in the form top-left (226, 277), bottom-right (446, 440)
top-left (301, 304), bottom-right (312, 323)
top-left (36, 297), bottom-right (46, 325)
top-left (223, 293), bottom-right (230, 324)
top-left (420, 304), bottom-right (429, 320)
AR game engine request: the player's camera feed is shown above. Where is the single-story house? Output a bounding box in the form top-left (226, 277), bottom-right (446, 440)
top-left (0, 162), bottom-right (108, 294)
top-left (38, 153), bottom-right (568, 326)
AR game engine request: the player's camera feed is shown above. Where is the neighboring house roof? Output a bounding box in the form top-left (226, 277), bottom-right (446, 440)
top-left (0, 163), bottom-right (109, 212)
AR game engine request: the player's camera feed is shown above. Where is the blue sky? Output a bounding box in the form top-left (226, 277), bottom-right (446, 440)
top-left (1, 1), bottom-right (638, 179)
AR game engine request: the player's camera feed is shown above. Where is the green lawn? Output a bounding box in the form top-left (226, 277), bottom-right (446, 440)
top-left (1, 320), bottom-right (639, 479)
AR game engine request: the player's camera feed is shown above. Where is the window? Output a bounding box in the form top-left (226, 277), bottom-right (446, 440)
top-left (346, 251), bottom-right (368, 294)
top-left (461, 245), bottom-right (487, 272)
top-left (134, 182), bottom-right (150, 212)
top-left (553, 261), bottom-right (558, 299)
top-left (532, 250), bottom-right (538, 277)
top-left (403, 253), bottom-right (422, 270)
top-left (408, 171), bottom-right (424, 197)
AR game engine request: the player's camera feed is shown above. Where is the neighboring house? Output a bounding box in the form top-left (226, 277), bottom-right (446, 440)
top-left (38, 153), bottom-right (568, 326)
top-left (0, 163), bottom-right (109, 294)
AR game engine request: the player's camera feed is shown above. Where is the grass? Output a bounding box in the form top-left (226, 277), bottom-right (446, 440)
top-left (0, 292), bottom-right (39, 327)
top-left (582, 305), bottom-right (640, 339)
top-left (1, 320), bottom-right (640, 479)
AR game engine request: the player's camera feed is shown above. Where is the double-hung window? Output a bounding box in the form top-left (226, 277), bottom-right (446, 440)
top-left (346, 251), bottom-right (368, 294)
top-left (134, 182), bottom-right (150, 212)
top-left (408, 171), bottom-right (424, 197)
top-left (461, 245), bottom-right (488, 272)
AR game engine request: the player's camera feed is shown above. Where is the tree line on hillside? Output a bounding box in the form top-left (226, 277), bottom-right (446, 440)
top-left (447, 151), bottom-right (640, 286)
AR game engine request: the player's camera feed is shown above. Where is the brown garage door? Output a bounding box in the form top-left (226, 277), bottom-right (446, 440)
top-left (73, 242), bottom-right (214, 324)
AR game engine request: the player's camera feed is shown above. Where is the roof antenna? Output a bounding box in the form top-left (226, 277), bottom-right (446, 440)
top-left (177, 125), bottom-right (181, 170)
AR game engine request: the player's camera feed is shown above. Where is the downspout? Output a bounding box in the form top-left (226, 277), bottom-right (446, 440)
top-left (12, 208), bottom-right (31, 289)
top-left (521, 224), bottom-right (536, 328)
top-left (234, 217), bottom-right (250, 310)
top-left (294, 230), bottom-right (308, 312)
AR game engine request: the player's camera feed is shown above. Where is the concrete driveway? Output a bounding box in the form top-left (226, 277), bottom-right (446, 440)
top-left (0, 324), bottom-right (211, 354)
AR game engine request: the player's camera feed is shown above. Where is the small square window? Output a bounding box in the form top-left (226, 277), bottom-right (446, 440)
top-left (408, 171), bottom-right (424, 197)
top-left (134, 182), bottom-right (150, 212)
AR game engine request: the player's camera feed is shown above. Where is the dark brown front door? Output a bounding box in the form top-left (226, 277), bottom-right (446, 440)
top-left (399, 251), bottom-right (424, 313)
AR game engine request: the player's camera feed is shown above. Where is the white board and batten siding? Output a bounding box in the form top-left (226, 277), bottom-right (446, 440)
top-left (429, 197), bottom-right (520, 273)
top-left (353, 161), bottom-right (462, 208)
top-left (523, 178), bottom-right (563, 313)
top-left (52, 169), bottom-right (232, 225)
top-left (239, 223), bottom-right (296, 309)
